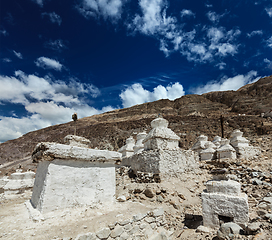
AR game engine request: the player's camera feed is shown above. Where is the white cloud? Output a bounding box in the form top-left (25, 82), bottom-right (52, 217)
top-left (77, 0), bottom-right (124, 20)
top-left (32, 0), bottom-right (44, 7)
top-left (45, 39), bottom-right (67, 51)
top-left (209, 42), bottom-right (237, 56)
top-left (247, 30), bottom-right (263, 38)
top-left (180, 9), bottom-right (195, 18)
top-left (42, 12), bottom-right (62, 25)
top-left (207, 27), bottom-right (224, 43)
top-left (128, 1), bottom-right (240, 64)
top-left (0, 103), bottom-right (115, 143)
top-left (267, 36), bottom-right (272, 48)
top-left (35, 57), bottom-right (63, 71)
top-left (192, 71), bottom-right (261, 95)
top-left (2, 58), bottom-right (11, 63)
top-left (0, 71), bottom-right (99, 105)
top-left (206, 11), bottom-right (224, 23)
top-left (0, 71), bottom-right (113, 142)
top-left (120, 82), bottom-right (185, 108)
top-left (264, 58), bottom-right (272, 69)
top-left (13, 50), bottom-right (23, 59)
top-left (131, 0), bottom-right (176, 35)
top-left (265, 7), bottom-right (272, 17)
top-left (216, 62), bottom-right (226, 70)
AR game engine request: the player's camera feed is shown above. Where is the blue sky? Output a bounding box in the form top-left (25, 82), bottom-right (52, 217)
top-left (0, 0), bottom-right (271, 142)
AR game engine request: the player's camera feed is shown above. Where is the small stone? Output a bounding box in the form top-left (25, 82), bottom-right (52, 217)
top-left (152, 208), bottom-right (164, 217)
top-left (251, 178), bottom-right (263, 185)
top-left (143, 188), bottom-right (155, 198)
top-left (252, 172), bottom-right (259, 177)
top-left (134, 187), bottom-right (144, 194)
top-left (75, 232), bottom-right (96, 240)
top-left (145, 217), bottom-right (156, 223)
top-left (169, 199), bottom-right (179, 209)
top-left (264, 213), bottom-right (272, 221)
top-left (119, 231), bottom-right (130, 240)
top-left (246, 222), bottom-right (260, 234)
top-left (258, 202), bottom-right (269, 210)
top-left (133, 213), bottom-right (147, 222)
top-left (178, 193), bottom-right (186, 200)
top-left (117, 195), bottom-right (127, 202)
top-left (119, 219), bottom-right (131, 226)
top-left (156, 195), bottom-right (164, 202)
top-left (262, 196), bottom-right (272, 205)
top-left (96, 227), bottom-right (111, 239)
top-left (196, 225), bottom-right (211, 233)
top-left (128, 225), bottom-right (139, 235)
top-left (217, 222), bottom-right (243, 240)
top-left (123, 223), bottom-right (132, 231)
top-left (110, 226), bottom-right (124, 238)
top-left (256, 209), bottom-right (267, 217)
top-left (108, 223), bottom-right (116, 230)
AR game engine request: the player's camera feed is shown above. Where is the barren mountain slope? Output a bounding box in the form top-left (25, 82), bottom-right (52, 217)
top-left (203, 75), bottom-right (272, 114)
top-left (0, 76), bottom-right (271, 175)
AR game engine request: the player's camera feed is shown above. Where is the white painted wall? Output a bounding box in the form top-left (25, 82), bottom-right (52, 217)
top-left (31, 159), bottom-right (116, 213)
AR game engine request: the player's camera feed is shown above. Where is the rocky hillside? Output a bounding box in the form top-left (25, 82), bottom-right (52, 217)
top-left (0, 75), bottom-right (272, 173)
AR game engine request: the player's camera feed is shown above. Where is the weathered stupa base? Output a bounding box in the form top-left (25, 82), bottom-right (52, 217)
top-left (127, 149), bottom-right (199, 178)
top-left (29, 142), bottom-right (121, 214)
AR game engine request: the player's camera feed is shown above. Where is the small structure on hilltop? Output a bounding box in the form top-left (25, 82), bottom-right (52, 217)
top-left (200, 142), bottom-right (216, 161)
top-left (133, 132), bottom-right (147, 154)
top-left (28, 140), bottom-right (121, 214)
top-left (217, 139), bottom-right (236, 160)
top-left (118, 136), bottom-right (135, 157)
top-left (191, 135), bottom-right (209, 154)
top-left (212, 136), bottom-right (222, 148)
top-left (63, 135), bottom-right (91, 148)
top-left (192, 130), bottom-right (260, 161)
top-left (202, 169), bottom-right (249, 229)
top-left (230, 129), bottom-right (260, 160)
top-left (2, 169), bottom-right (35, 195)
top-left (121, 117), bottom-right (199, 178)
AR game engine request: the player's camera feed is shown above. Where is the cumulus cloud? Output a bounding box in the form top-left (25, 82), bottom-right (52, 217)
top-left (44, 39), bottom-right (67, 51)
top-left (247, 30), bottom-right (263, 38)
top-left (265, 7), bottom-right (272, 17)
top-left (0, 71), bottom-right (100, 105)
top-left (77, 0), bottom-right (124, 20)
top-left (131, 0), bottom-right (176, 35)
top-left (180, 9), bottom-right (195, 18)
top-left (192, 71), bottom-right (261, 95)
top-left (120, 82), bottom-right (185, 108)
top-left (35, 57), bottom-right (63, 71)
top-left (0, 71), bottom-right (113, 142)
top-left (13, 50), bottom-right (23, 59)
top-left (42, 12), bottom-right (62, 25)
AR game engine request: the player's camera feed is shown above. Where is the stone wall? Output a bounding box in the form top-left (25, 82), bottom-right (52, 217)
top-left (74, 208), bottom-right (173, 240)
